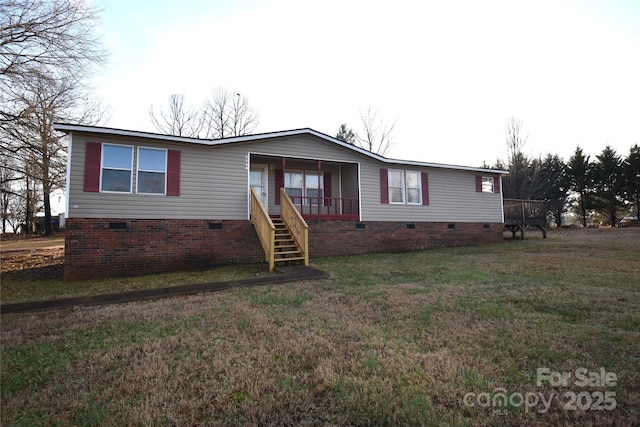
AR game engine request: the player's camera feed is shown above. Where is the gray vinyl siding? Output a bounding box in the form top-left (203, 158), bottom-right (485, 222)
top-left (68, 132), bottom-right (503, 223)
top-left (340, 164), bottom-right (359, 200)
top-left (68, 134), bottom-right (249, 219)
top-left (359, 162), bottom-right (503, 222)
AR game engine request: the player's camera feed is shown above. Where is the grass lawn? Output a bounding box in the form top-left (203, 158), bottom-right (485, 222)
top-left (0, 236), bottom-right (275, 304)
top-left (1, 228), bottom-right (639, 425)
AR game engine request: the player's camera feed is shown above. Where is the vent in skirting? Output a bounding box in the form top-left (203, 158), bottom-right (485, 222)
top-left (109, 222), bottom-right (127, 230)
top-left (448, 223), bottom-right (455, 229)
top-left (483, 224), bottom-right (491, 230)
top-left (355, 223), bottom-right (366, 230)
top-left (209, 223), bottom-right (223, 229)
top-left (407, 223), bottom-right (415, 229)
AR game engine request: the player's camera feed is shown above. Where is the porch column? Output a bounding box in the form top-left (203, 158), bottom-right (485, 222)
top-left (281, 156), bottom-right (286, 194)
top-left (275, 157), bottom-right (286, 205)
top-left (317, 160), bottom-right (322, 210)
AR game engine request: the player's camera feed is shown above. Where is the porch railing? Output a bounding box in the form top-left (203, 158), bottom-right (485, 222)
top-left (280, 188), bottom-right (309, 266)
top-left (503, 199), bottom-right (546, 225)
top-left (288, 196), bottom-right (359, 220)
top-left (503, 198), bottom-right (547, 239)
top-left (250, 187), bottom-right (276, 271)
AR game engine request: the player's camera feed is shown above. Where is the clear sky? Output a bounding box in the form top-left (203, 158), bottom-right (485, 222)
top-left (91, 0), bottom-right (640, 168)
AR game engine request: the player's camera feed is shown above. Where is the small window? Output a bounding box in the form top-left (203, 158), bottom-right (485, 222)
top-left (101, 144), bottom-right (133, 192)
top-left (285, 171), bottom-right (324, 204)
top-left (305, 172), bottom-right (323, 205)
top-left (388, 170), bottom-right (405, 203)
top-left (285, 171), bottom-right (303, 199)
top-left (405, 171), bottom-right (422, 204)
top-left (482, 176), bottom-right (494, 193)
top-left (137, 147), bottom-right (167, 194)
top-left (388, 169), bottom-right (422, 204)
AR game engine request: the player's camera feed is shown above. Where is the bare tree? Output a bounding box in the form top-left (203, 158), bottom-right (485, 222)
top-left (202, 87), bottom-right (258, 139)
top-left (201, 87), bottom-right (230, 139)
top-left (149, 94), bottom-right (203, 138)
top-left (356, 107), bottom-right (396, 156)
top-left (504, 117), bottom-right (528, 162)
top-left (151, 87), bottom-right (259, 139)
top-left (0, 0), bottom-right (106, 79)
top-left (1, 0), bottom-right (107, 234)
top-left (500, 117), bottom-right (547, 199)
top-left (227, 91), bottom-right (259, 138)
top-left (0, 151), bottom-right (17, 232)
top-left (3, 71), bottom-right (105, 234)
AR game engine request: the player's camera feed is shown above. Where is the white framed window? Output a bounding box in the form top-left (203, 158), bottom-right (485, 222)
top-left (405, 171), bottom-right (422, 204)
top-left (305, 172), bottom-right (323, 205)
top-left (101, 144), bottom-right (133, 192)
top-left (482, 176), bottom-right (494, 193)
top-left (388, 169), bottom-right (405, 203)
top-left (285, 171), bottom-right (303, 199)
top-left (389, 169), bottom-right (422, 204)
top-left (285, 170), bottom-right (324, 204)
top-left (137, 147), bottom-right (167, 194)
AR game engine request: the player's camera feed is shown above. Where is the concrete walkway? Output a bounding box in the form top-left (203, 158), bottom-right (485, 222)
top-left (1, 265), bottom-right (327, 314)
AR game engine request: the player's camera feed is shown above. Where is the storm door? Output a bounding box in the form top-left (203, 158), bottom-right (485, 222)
top-left (250, 165), bottom-right (268, 208)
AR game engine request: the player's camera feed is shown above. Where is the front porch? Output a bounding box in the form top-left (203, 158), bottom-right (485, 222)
top-left (249, 154), bottom-right (360, 221)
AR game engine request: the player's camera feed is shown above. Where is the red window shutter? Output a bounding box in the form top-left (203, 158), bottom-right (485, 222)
top-left (323, 172), bottom-right (332, 206)
top-left (380, 168), bottom-right (389, 204)
top-left (84, 142), bottom-right (101, 192)
top-left (275, 169), bottom-right (284, 205)
top-left (166, 149), bottom-right (180, 196)
top-left (475, 175), bottom-right (483, 192)
top-left (493, 176), bottom-right (501, 194)
top-left (421, 172), bottom-right (429, 205)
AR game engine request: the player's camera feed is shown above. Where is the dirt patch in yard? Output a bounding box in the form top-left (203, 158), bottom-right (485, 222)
top-left (1, 236), bottom-right (64, 279)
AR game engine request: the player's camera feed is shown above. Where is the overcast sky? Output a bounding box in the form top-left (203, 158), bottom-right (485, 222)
top-left (91, 0), bottom-right (640, 168)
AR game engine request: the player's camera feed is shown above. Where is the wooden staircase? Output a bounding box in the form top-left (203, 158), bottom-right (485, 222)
top-left (272, 216), bottom-right (306, 266)
top-left (250, 187), bottom-right (308, 271)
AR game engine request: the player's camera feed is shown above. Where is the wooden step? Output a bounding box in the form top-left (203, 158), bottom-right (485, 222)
top-left (274, 256), bottom-right (305, 263)
top-left (275, 234), bottom-right (294, 241)
top-left (275, 258), bottom-right (305, 264)
top-left (274, 250), bottom-right (303, 256)
top-left (275, 244), bottom-right (298, 250)
top-left (260, 216), bottom-right (306, 267)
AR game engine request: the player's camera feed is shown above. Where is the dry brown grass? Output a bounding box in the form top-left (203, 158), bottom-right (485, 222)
top-left (0, 237), bottom-right (274, 303)
top-left (1, 228), bottom-right (639, 426)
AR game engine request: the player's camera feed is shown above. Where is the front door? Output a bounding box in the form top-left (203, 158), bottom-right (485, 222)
top-left (250, 165), bottom-right (268, 209)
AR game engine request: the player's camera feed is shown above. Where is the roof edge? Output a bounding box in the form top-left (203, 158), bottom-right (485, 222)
top-left (53, 123), bottom-right (509, 175)
top-left (53, 123), bottom-right (216, 145)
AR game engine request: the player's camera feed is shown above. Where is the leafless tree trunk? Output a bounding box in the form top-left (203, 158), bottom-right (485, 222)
top-left (151, 87), bottom-right (260, 139)
top-left (228, 92), bottom-right (259, 138)
top-left (501, 117), bottom-right (548, 199)
top-left (504, 116), bottom-right (528, 188)
top-left (149, 94), bottom-right (204, 138)
top-left (0, 0), bottom-right (106, 79)
top-left (202, 87), bottom-right (259, 139)
top-left (356, 107), bottom-right (396, 156)
top-left (202, 87), bottom-right (230, 139)
top-left (1, 0), bottom-right (107, 234)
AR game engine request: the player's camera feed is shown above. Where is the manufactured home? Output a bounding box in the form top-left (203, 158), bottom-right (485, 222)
top-left (55, 124), bottom-right (507, 280)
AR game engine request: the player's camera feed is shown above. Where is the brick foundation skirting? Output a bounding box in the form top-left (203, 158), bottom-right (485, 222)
top-left (307, 220), bottom-right (503, 257)
top-left (64, 218), bottom-right (504, 280)
top-left (64, 219), bottom-right (264, 281)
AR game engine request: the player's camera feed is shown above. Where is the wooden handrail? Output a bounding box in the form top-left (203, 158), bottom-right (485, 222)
top-left (503, 199), bottom-right (546, 224)
top-left (280, 188), bottom-right (309, 266)
top-left (250, 187), bottom-right (275, 271)
top-left (289, 196), bottom-right (359, 218)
